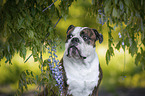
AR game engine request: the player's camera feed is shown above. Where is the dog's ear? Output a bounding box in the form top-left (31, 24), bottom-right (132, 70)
top-left (66, 25), bottom-right (75, 34)
top-left (92, 29), bottom-right (103, 44)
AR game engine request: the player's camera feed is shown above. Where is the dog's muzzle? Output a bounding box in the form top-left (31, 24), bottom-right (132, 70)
top-left (66, 38), bottom-right (86, 59)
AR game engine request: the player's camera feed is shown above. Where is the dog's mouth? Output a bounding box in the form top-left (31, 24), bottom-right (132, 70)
top-left (67, 45), bottom-right (86, 59)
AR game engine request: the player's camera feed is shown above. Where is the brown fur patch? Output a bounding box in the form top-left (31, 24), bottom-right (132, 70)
top-left (80, 28), bottom-right (96, 47)
top-left (67, 27), bottom-right (75, 35)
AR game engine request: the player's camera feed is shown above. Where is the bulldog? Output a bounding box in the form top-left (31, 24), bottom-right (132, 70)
top-left (60, 25), bottom-right (103, 96)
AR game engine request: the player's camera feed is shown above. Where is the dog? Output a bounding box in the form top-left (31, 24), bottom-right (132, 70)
top-left (39, 25), bottom-right (103, 96)
top-left (60, 25), bottom-right (103, 96)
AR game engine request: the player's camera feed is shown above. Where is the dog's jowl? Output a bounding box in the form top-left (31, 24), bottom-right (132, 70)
top-left (60, 25), bottom-right (103, 96)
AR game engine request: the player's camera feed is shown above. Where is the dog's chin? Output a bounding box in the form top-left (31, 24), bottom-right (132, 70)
top-left (66, 45), bottom-right (86, 59)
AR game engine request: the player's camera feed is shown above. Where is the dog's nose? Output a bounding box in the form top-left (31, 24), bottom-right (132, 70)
top-left (71, 38), bottom-right (80, 44)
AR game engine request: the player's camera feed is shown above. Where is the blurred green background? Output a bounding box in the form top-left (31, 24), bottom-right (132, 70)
top-left (0, 0), bottom-right (145, 96)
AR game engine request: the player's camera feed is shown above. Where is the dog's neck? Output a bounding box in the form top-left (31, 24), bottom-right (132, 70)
top-left (64, 50), bottom-right (96, 67)
top-left (63, 51), bottom-right (100, 96)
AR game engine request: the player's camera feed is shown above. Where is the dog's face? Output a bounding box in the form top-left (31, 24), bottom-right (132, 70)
top-left (65, 25), bottom-right (103, 59)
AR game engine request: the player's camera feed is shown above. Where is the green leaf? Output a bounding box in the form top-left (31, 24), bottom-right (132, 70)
top-left (3, 21), bottom-right (8, 37)
top-left (109, 17), bottom-right (113, 24)
top-left (115, 0), bottom-right (118, 5)
top-left (124, 37), bottom-right (130, 47)
top-left (26, 70), bottom-right (30, 75)
top-left (124, 13), bottom-right (127, 23)
top-left (42, 45), bottom-right (46, 53)
top-left (63, 14), bottom-right (68, 21)
top-left (27, 30), bottom-right (34, 39)
top-left (126, 7), bottom-right (130, 15)
top-left (115, 41), bottom-right (121, 50)
top-left (56, 8), bottom-right (60, 17)
top-left (7, 44), bottom-right (10, 53)
top-left (119, 1), bottom-right (124, 10)
top-left (106, 50), bottom-right (110, 64)
top-left (104, 0), bottom-right (112, 15)
top-left (92, 0), bottom-right (94, 5)
top-left (109, 47), bottom-right (114, 56)
top-left (32, 46), bottom-right (37, 56)
top-left (135, 53), bottom-right (142, 65)
top-left (18, 17), bottom-right (24, 27)
top-left (49, 27), bottom-right (53, 33)
top-left (129, 41), bottom-right (138, 57)
top-left (20, 85), bottom-right (24, 93)
top-left (17, 89), bottom-right (21, 95)
top-left (20, 44), bottom-right (26, 60)
top-left (142, 38), bottom-right (145, 46)
top-left (140, 58), bottom-right (145, 70)
top-left (36, 75), bottom-right (39, 81)
top-left (140, 47), bottom-right (143, 53)
top-left (124, 0), bottom-right (131, 7)
top-left (27, 78), bottom-right (30, 84)
top-left (31, 71), bottom-right (34, 77)
top-left (24, 83), bottom-right (28, 90)
top-left (34, 57), bottom-right (38, 62)
top-left (5, 59), bottom-right (9, 63)
top-left (112, 7), bottom-right (118, 18)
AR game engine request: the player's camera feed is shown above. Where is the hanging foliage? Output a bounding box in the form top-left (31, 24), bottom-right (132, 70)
top-left (0, 0), bottom-right (145, 95)
top-left (0, 0), bottom-right (75, 95)
top-left (91, 0), bottom-right (145, 69)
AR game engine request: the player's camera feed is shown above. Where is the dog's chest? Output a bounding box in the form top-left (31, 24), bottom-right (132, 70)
top-left (63, 55), bottom-right (100, 96)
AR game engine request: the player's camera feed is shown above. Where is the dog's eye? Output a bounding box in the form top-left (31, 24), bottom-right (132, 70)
top-left (67, 34), bottom-right (73, 39)
top-left (83, 36), bottom-right (90, 41)
top-left (83, 36), bottom-right (88, 40)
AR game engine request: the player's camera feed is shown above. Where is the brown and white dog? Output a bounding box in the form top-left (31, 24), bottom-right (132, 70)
top-left (39, 25), bottom-right (103, 96)
top-left (60, 25), bottom-right (103, 96)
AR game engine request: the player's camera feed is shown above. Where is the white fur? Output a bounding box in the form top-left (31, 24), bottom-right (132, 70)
top-left (63, 27), bottom-right (100, 96)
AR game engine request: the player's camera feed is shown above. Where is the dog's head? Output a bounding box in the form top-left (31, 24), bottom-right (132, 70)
top-left (65, 25), bottom-right (103, 59)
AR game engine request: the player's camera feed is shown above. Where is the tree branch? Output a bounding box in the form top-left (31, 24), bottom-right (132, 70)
top-left (42, 0), bottom-right (57, 12)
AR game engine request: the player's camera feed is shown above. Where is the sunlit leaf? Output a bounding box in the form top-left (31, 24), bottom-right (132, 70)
top-left (27, 30), bottom-right (34, 39)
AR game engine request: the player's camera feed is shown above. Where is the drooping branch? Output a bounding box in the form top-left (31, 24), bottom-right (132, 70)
top-left (24, 16), bottom-right (62, 63)
top-left (42, 0), bottom-right (57, 12)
